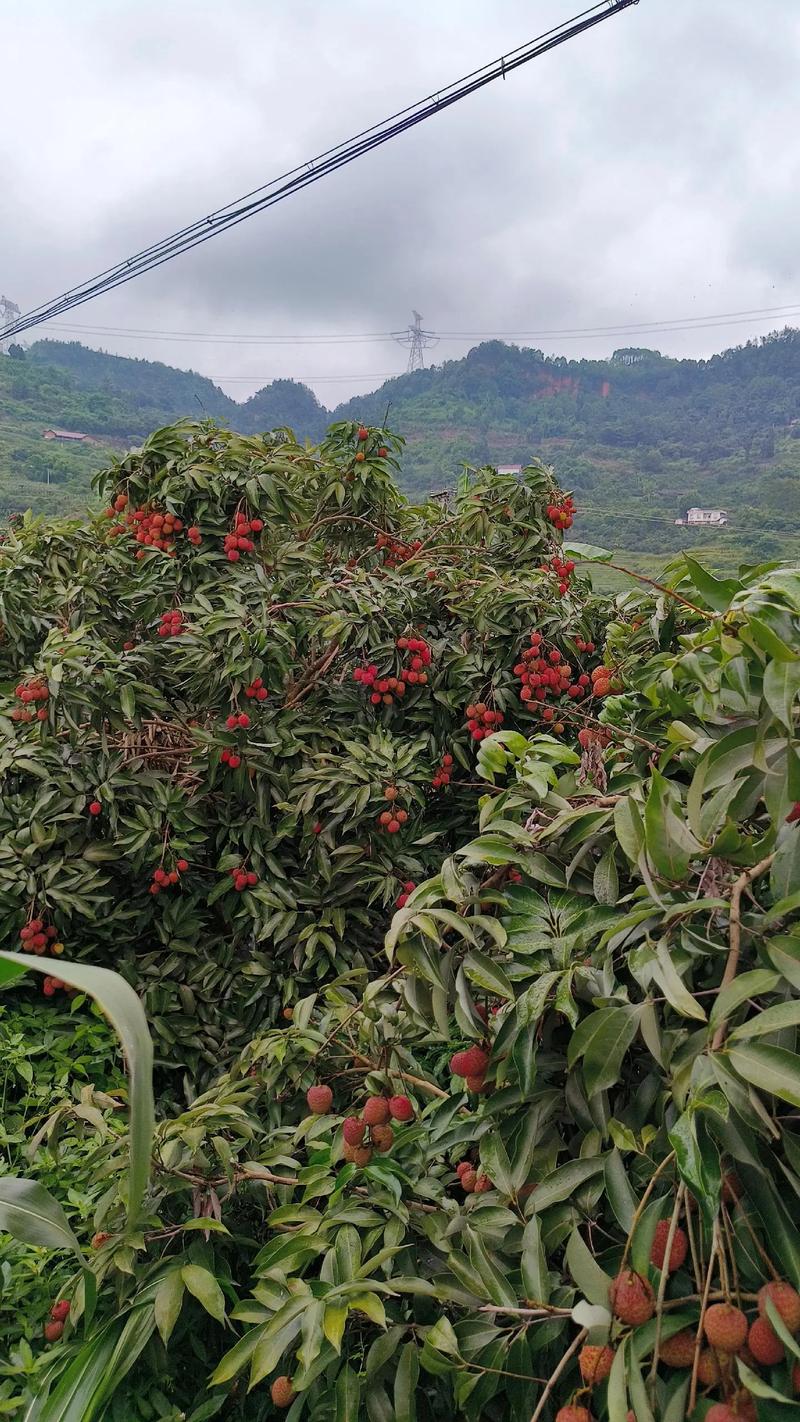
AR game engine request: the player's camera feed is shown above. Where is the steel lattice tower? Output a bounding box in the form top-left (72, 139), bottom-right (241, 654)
top-left (0, 295), bottom-right (21, 354)
top-left (391, 311), bottom-right (438, 372)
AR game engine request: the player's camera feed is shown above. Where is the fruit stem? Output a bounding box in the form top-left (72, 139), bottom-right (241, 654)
top-left (710, 854), bottom-right (775, 1051)
top-left (688, 1219), bottom-right (719, 1412)
top-left (649, 1183), bottom-right (686, 1390)
top-left (618, 1150), bottom-right (676, 1275)
top-left (529, 1327), bottom-right (587, 1422)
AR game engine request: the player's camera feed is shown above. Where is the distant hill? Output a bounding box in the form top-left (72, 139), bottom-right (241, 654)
top-left (2, 331), bottom-right (799, 562)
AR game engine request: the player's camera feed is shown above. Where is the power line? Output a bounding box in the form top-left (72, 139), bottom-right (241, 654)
top-left (3, 0), bottom-right (639, 343)
top-left (34, 300), bottom-right (800, 349)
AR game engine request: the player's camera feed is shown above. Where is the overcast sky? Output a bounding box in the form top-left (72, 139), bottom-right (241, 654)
top-left (3, 0), bottom-right (799, 407)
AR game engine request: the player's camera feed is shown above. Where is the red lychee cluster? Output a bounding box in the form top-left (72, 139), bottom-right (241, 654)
top-left (149, 858), bottom-right (189, 896)
top-left (514, 633), bottom-right (587, 723)
top-left (229, 864), bottom-right (258, 892)
top-left (455, 1160), bottom-right (492, 1194)
top-left (157, 609), bottom-right (186, 638)
top-left (43, 1298), bottom-right (70, 1343)
top-left (395, 636), bottom-right (432, 686)
top-left (105, 495), bottom-right (190, 559)
top-left (18, 920), bottom-right (61, 955)
top-left (374, 532), bottom-right (423, 567)
top-left (378, 785), bottom-right (408, 834)
top-left (465, 703), bottom-right (503, 742)
top-left (395, 880), bottom-right (416, 908)
top-left (243, 676), bottom-right (268, 701)
top-left (353, 664), bottom-right (406, 707)
top-left (223, 510), bottom-right (262, 562)
top-left (42, 975), bottom-right (70, 998)
top-left (590, 664), bottom-right (621, 698)
top-left (431, 752), bottom-right (454, 789)
top-left (11, 678), bottom-right (49, 723)
top-left (574, 636), bottom-right (596, 654)
top-left (225, 712), bottom-right (251, 731)
top-left (578, 727), bottom-right (612, 750)
top-left (540, 554), bottom-right (575, 596)
top-left (340, 1094), bottom-right (414, 1164)
top-left (220, 748), bottom-right (243, 769)
top-left (449, 1045), bottom-right (490, 1093)
top-left (545, 494), bottom-right (575, 530)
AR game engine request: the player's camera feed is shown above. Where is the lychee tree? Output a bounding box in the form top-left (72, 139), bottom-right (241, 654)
top-left (0, 423), bottom-right (799, 1421)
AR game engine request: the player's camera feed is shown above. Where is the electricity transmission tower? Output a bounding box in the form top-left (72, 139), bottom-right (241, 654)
top-left (392, 311), bottom-right (438, 372)
top-left (0, 295), bottom-right (21, 353)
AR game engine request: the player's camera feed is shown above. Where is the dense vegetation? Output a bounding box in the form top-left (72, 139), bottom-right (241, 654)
top-left (1, 420), bottom-right (799, 1422)
top-left (3, 329), bottom-right (799, 563)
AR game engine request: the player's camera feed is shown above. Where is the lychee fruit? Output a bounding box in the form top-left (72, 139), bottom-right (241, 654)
top-left (658, 1329), bottom-right (696, 1368)
top-left (705, 1407), bottom-right (738, 1422)
top-left (270, 1376), bottom-right (296, 1408)
top-left (650, 1219), bottom-right (688, 1272)
top-left (91, 1231), bottom-right (111, 1249)
top-left (306, 1084), bottom-right (333, 1115)
top-left (748, 1316), bottom-right (784, 1365)
top-left (461, 1168), bottom-right (478, 1192)
top-left (44, 1320), bottom-right (64, 1342)
top-left (578, 1345), bottom-right (615, 1383)
top-left (555, 1408), bottom-right (592, 1422)
top-left (388, 1095), bottom-right (414, 1122)
top-left (609, 1269), bottom-right (655, 1326)
top-left (449, 1046), bottom-right (489, 1078)
top-left (473, 1173), bottom-right (492, 1193)
top-left (758, 1280), bottom-right (800, 1333)
top-left (703, 1303), bottom-right (748, 1353)
top-left (351, 1145), bottom-right (372, 1167)
top-left (370, 1124), bottom-right (394, 1153)
top-left (342, 1117), bottom-right (366, 1146)
top-left (465, 1073), bottom-right (487, 1092)
top-left (49, 1301), bottom-right (70, 1323)
top-left (696, 1349), bottom-right (721, 1387)
top-left (362, 1096), bottom-right (390, 1126)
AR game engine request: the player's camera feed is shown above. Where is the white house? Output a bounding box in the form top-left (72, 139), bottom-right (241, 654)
top-left (496, 464), bottom-right (522, 477)
top-left (674, 508), bottom-right (729, 527)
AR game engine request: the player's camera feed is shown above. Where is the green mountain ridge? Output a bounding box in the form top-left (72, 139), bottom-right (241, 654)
top-left (2, 331), bottom-right (799, 561)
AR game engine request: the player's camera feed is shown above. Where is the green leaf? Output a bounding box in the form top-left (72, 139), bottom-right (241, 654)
top-left (604, 1149), bottom-right (638, 1232)
top-left (668, 1111), bottom-right (720, 1228)
top-left (181, 1265), bottom-right (226, 1323)
top-left (394, 1342), bottom-right (419, 1422)
top-left (527, 1157), bottom-right (605, 1212)
top-left (614, 797), bottom-right (645, 866)
top-left (727, 1043), bottom-right (800, 1107)
top-left (324, 1303), bottom-right (348, 1354)
top-left (565, 1226), bottom-right (612, 1306)
top-left (0, 952), bottom-right (154, 1232)
top-left (570, 1006), bottom-right (640, 1094)
top-left (154, 1271), bottom-right (185, 1346)
top-left (645, 771), bottom-right (702, 881)
top-left (335, 1365), bottom-right (361, 1422)
top-left (593, 847), bottom-right (619, 905)
top-left (564, 542), bottom-right (612, 563)
top-left (765, 935), bottom-right (800, 990)
top-left (651, 941), bottom-right (707, 1021)
top-left (0, 1176), bottom-right (82, 1257)
top-left (763, 658), bottom-right (800, 729)
top-left (120, 685), bottom-right (136, 721)
top-left (729, 999), bottom-right (800, 1041)
top-left (479, 1133), bottom-right (514, 1196)
top-left (771, 833), bottom-right (800, 901)
top-left (463, 949), bottom-right (514, 1000)
top-left (682, 556), bottom-right (738, 612)
top-left (709, 969), bottom-right (780, 1026)
top-left (607, 1336), bottom-right (629, 1422)
top-left (520, 1216), bottom-right (549, 1303)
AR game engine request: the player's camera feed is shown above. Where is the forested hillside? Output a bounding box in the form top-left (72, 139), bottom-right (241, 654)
top-left (3, 330), bottom-right (799, 561)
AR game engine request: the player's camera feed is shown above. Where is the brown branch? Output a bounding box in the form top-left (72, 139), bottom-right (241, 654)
top-left (351, 1054), bottom-right (449, 1100)
top-left (530, 1328), bottom-right (588, 1422)
top-left (592, 561), bottom-right (718, 619)
top-left (649, 1184), bottom-right (686, 1389)
top-left (710, 854), bottom-right (775, 1051)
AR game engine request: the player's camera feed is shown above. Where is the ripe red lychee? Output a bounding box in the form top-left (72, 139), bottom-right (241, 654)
top-left (696, 1349), bottom-right (721, 1386)
top-left (306, 1084), bottom-right (333, 1115)
top-left (351, 1145), bottom-right (372, 1167)
top-left (44, 1320), bottom-right (64, 1342)
top-left (49, 1300), bottom-right (70, 1323)
top-left (748, 1316), bottom-right (784, 1365)
top-left (88, 800), bottom-right (102, 816)
top-left (555, 1408), bottom-right (592, 1422)
top-left (473, 1173), bottom-right (492, 1193)
top-left (609, 1269), bottom-right (655, 1326)
top-left (270, 1376), bottom-right (296, 1408)
top-left (388, 1095), bottom-right (413, 1122)
top-left (370, 1124), bottom-right (394, 1153)
top-left (343, 1117), bottom-right (366, 1146)
top-left (705, 1407), bottom-right (738, 1422)
top-left (461, 1168), bottom-right (478, 1192)
top-left (703, 1303), bottom-right (748, 1353)
top-left (659, 1328), bottom-right (695, 1368)
top-left (362, 1096), bottom-right (390, 1126)
top-left (449, 1046), bottom-right (489, 1078)
top-left (579, 1345), bottom-right (615, 1384)
top-left (465, 1073), bottom-right (486, 1092)
top-left (651, 1219), bottom-right (689, 1272)
top-left (758, 1280), bottom-right (800, 1333)
top-left (91, 1231), bottom-right (111, 1249)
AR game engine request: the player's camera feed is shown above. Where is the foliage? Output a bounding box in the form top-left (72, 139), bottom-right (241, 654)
top-left (0, 420), bottom-right (799, 1420)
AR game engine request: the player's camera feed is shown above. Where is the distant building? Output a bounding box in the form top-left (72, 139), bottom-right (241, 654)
top-left (674, 507), bottom-right (729, 527)
top-left (43, 428), bottom-right (98, 444)
top-left (496, 464), bottom-right (522, 476)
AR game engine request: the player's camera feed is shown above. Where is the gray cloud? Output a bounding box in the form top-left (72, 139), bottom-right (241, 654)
top-left (2, 0), bottom-right (799, 407)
